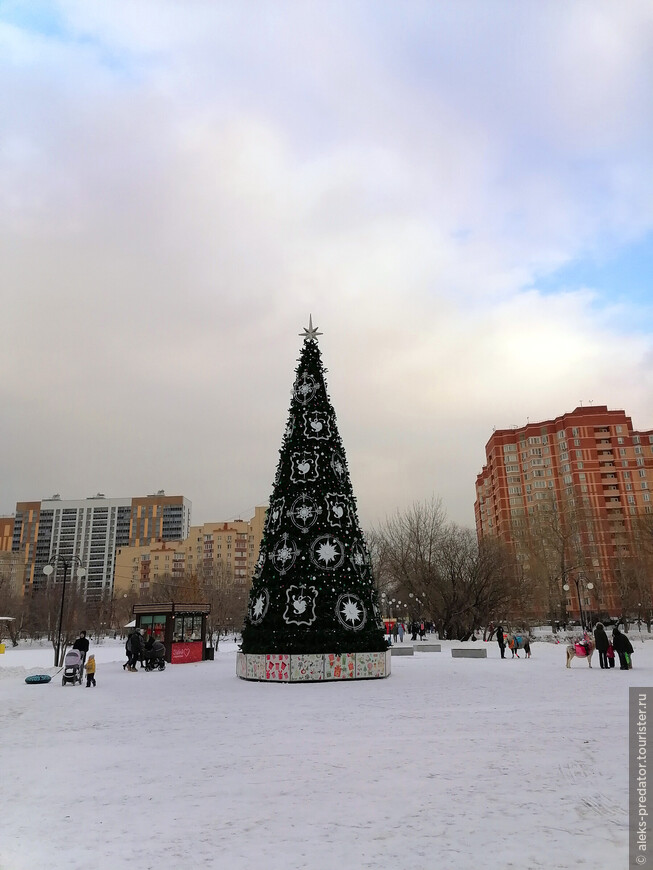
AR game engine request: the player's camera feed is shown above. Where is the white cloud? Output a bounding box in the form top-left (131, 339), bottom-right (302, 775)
top-left (0, 0), bottom-right (652, 528)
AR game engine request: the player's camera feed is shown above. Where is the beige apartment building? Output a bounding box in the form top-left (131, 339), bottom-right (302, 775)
top-left (114, 506), bottom-right (267, 598)
top-left (0, 550), bottom-right (23, 597)
top-left (0, 517), bottom-right (14, 552)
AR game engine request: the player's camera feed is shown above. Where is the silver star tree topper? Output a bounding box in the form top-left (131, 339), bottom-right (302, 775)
top-left (299, 315), bottom-right (322, 342)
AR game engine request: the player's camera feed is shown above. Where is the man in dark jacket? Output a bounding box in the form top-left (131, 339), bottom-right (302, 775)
top-left (72, 631), bottom-right (90, 666)
top-left (496, 624), bottom-right (506, 659)
top-left (612, 626), bottom-right (634, 670)
top-left (128, 629), bottom-right (144, 671)
top-left (593, 623), bottom-right (609, 669)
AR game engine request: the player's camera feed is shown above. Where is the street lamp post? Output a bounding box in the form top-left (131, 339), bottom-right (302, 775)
top-left (43, 555), bottom-right (86, 667)
top-left (562, 575), bottom-right (594, 631)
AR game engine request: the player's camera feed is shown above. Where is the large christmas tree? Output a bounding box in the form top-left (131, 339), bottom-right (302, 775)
top-left (241, 319), bottom-right (388, 656)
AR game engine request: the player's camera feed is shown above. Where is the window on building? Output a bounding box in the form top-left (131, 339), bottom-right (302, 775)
top-left (618, 437), bottom-right (624, 444)
top-left (620, 448), bottom-right (627, 457)
top-left (616, 425), bottom-right (623, 433)
top-left (638, 458), bottom-right (645, 467)
top-left (635, 446), bottom-right (643, 454)
top-left (634, 435), bottom-right (641, 444)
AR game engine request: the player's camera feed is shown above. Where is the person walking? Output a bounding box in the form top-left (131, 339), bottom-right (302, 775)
top-left (594, 623), bottom-right (610, 669)
top-left (496, 624), bottom-right (506, 659)
top-left (398, 622), bottom-right (405, 643)
top-left (84, 654), bottom-right (96, 687)
top-left (72, 631), bottom-right (90, 667)
top-left (606, 641), bottom-right (616, 668)
top-left (392, 622), bottom-right (399, 644)
top-left (127, 628), bottom-right (144, 671)
top-left (612, 626), bottom-right (634, 670)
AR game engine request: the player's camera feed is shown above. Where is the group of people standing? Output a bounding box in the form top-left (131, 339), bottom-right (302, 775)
top-left (593, 623), bottom-right (634, 670)
top-left (124, 627), bottom-right (166, 670)
top-left (387, 621), bottom-right (428, 643)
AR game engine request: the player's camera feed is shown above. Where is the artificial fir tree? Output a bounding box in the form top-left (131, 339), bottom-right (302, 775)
top-left (241, 319), bottom-right (388, 656)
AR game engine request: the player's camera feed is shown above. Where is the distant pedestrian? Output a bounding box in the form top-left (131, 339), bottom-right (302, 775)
top-left (72, 631), bottom-right (90, 667)
top-left (85, 654), bottom-right (96, 687)
top-left (393, 622), bottom-right (399, 643)
top-left (606, 642), bottom-right (616, 668)
top-left (123, 633), bottom-right (132, 670)
top-left (398, 622), bottom-right (405, 643)
top-left (612, 626), bottom-right (634, 670)
top-left (593, 623), bottom-right (609, 669)
top-left (126, 629), bottom-right (143, 671)
top-left (496, 624), bottom-right (506, 659)
top-left (419, 622), bottom-right (426, 640)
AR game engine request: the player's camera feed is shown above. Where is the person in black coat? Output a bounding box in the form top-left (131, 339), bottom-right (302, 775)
top-left (127, 629), bottom-right (144, 671)
top-left (612, 626), bottom-right (634, 670)
top-left (495, 624), bottom-right (506, 659)
top-left (593, 623), bottom-right (609, 669)
top-left (72, 630), bottom-right (90, 666)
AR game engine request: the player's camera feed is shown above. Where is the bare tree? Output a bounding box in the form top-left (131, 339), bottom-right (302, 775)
top-left (372, 499), bottom-right (515, 640)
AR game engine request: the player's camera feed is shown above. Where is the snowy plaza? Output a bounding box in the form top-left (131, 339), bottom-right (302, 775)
top-left (0, 635), bottom-right (645, 870)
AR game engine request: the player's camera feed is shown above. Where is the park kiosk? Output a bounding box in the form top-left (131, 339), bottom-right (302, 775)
top-left (132, 602), bottom-right (211, 664)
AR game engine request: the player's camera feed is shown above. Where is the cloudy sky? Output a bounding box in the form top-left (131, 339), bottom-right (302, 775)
top-left (1, 0), bottom-right (652, 531)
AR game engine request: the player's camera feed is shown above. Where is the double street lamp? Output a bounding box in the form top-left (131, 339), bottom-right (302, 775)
top-left (43, 555), bottom-right (86, 667)
top-left (562, 575), bottom-right (594, 631)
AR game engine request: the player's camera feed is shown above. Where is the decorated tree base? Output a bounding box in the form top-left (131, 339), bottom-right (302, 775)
top-left (237, 650), bottom-right (391, 682)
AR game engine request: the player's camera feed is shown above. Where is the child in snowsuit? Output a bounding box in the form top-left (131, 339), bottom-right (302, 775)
top-left (85, 654), bottom-right (96, 687)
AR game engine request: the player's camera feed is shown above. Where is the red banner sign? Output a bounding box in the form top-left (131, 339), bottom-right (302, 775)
top-left (171, 642), bottom-right (203, 664)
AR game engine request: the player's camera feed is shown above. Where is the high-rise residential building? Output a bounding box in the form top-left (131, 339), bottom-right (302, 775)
top-left (475, 406), bottom-right (653, 619)
top-left (0, 517), bottom-right (14, 552)
top-left (0, 551), bottom-right (23, 597)
top-left (11, 492), bottom-right (191, 600)
top-left (114, 506), bottom-right (267, 599)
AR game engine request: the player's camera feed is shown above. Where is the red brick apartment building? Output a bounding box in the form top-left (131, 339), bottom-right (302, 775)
top-left (475, 406), bottom-right (653, 620)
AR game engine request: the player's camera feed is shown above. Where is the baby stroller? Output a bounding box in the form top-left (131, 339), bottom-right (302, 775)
top-left (62, 649), bottom-right (84, 686)
top-left (144, 641), bottom-right (166, 671)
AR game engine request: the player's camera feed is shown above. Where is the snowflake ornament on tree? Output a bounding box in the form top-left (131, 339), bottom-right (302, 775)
top-left (240, 317), bottom-right (388, 655)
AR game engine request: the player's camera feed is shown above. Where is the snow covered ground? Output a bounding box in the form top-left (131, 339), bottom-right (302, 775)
top-left (0, 635), bottom-right (647, 870)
